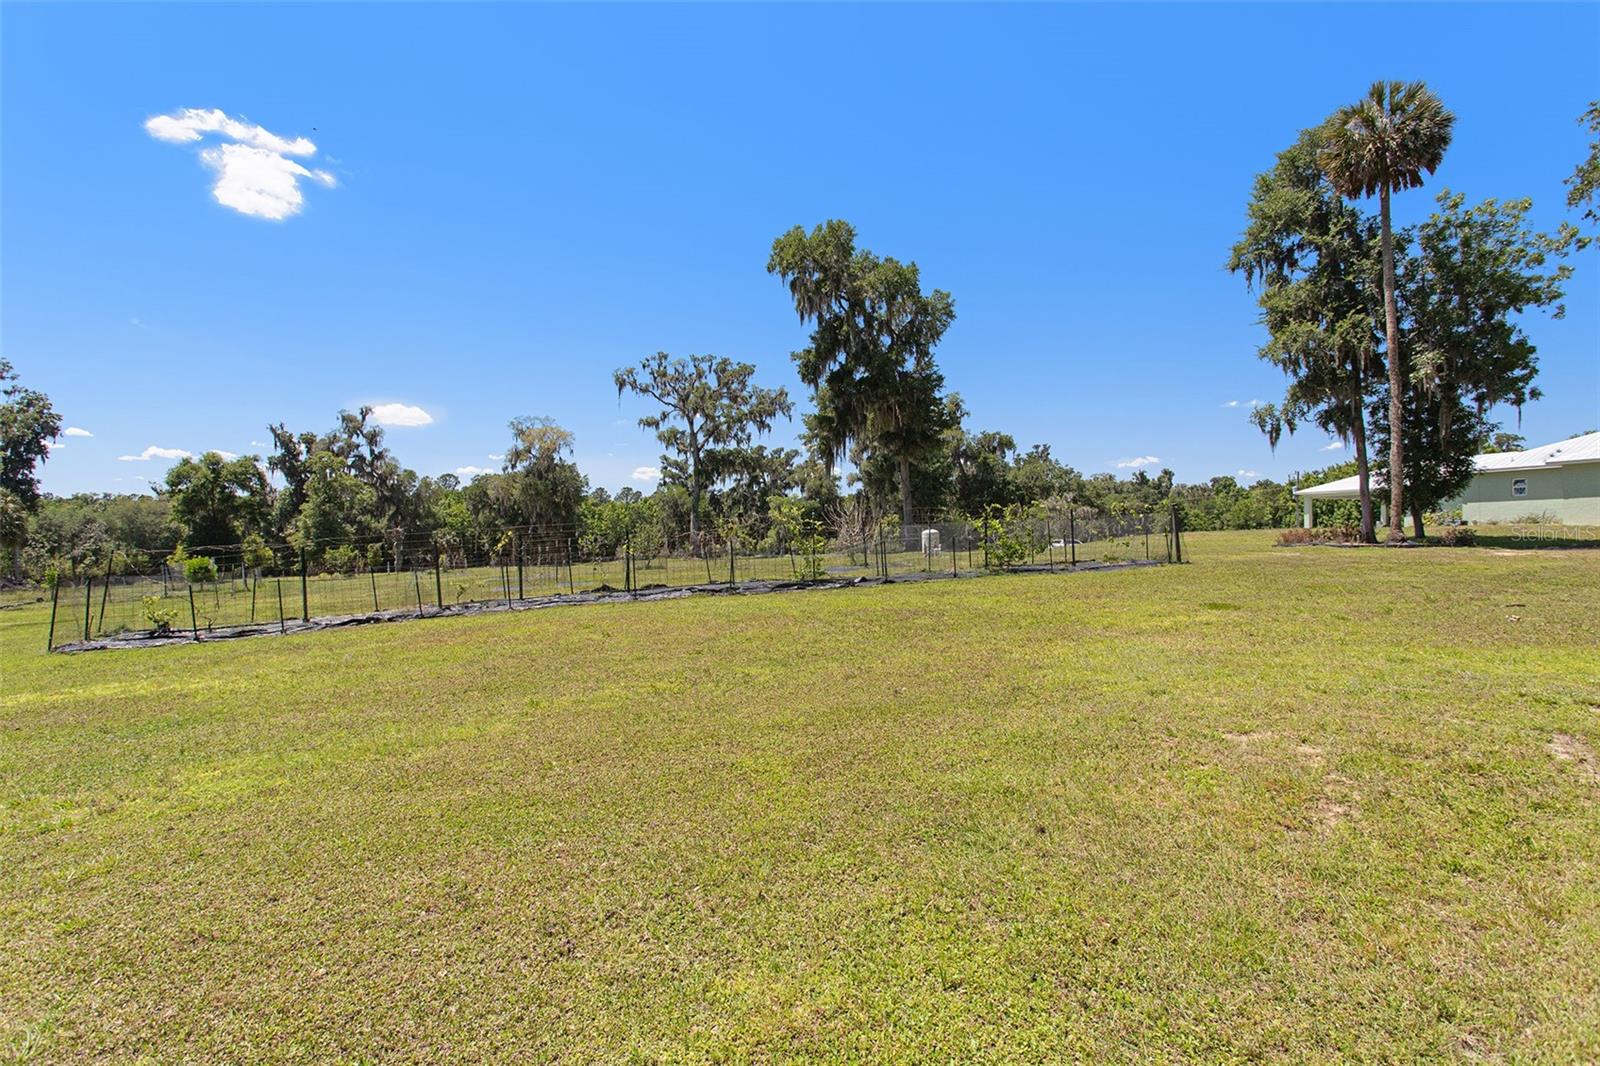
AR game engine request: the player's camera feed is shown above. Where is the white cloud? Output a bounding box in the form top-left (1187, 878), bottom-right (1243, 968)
top-left (1115, 455), bottom-right (1160, 469)
top-left (369, 402), bottom-right (433, 427)
top-left (199, 143), bottom-right (336, 221)
top-left (1321, 440), bottom-right (1348, 451)
top-left (64, 426), bottom-right (93, 437)
top-left (250, 440), bottom-right (268, 447)
top-left (1223, 399), bottom-right (1263, 409)
top-left (1237, 469), bottom-right (1258, 478)
top-left (214, 450), bottom-right (238, 460)
top-left (631, 466), bottom-right (661, 482)
top-left (45, 440), bottom-right (64, 451)
top-left (117, 445), bottom-right (192, 462)
top-left (454, 465), bottom-right (490, 478)
top-left (145, 108), bottom-right (316, 155)
top-left (1222, 400), bottom-right (1241, 408)
top-left (486, 453), bottom-right (503, 462)
top-left (146, 107), bottom-right (335, 221)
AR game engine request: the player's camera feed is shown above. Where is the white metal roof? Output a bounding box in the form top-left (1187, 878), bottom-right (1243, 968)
top-left (1293, 432), bottom-right (1600, 499)
top-left (1469, 431), bottom-right (1600, 472)
top-left (1295, 473), bottom-right (1370, 499)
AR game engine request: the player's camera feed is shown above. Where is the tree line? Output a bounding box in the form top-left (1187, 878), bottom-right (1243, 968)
top-left (1231, 84), bottom-right (1595, 541)
top-left (5, 368), bottom-right (1345, 583)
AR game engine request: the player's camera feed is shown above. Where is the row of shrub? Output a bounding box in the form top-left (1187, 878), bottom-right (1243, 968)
top-left (1276, 526), bottom-right (1476, 547)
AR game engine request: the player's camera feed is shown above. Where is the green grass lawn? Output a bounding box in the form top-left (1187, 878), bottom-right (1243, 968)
top-left (3, 532), bottom-right (1597, 1061)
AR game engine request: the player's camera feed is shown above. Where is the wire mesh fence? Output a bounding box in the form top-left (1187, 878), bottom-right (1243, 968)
top-left (43, 502), bottom-right (1184, 651)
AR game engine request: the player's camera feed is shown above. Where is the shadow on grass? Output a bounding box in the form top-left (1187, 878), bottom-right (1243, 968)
top-left (1465, 533), bottom-right (1600, 550)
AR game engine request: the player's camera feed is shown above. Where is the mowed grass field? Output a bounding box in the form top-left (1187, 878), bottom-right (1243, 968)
top-left (2, 532), bottom-right (1597, 1062)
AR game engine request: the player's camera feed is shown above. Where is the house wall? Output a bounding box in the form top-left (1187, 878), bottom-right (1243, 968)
top-left (1458, 464), bottom-right (1600, 525)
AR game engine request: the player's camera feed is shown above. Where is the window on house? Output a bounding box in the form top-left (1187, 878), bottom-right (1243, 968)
top-left (1512, 478), bottom-right (1527, 497)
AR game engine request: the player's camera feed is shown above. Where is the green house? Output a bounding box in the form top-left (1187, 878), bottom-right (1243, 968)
top-left (1452, 432), bottom-right (1600, 525)
top-left (1294, 432), bottom-right (1600, 528)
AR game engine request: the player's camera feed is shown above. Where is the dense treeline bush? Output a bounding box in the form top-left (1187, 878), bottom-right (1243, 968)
top-left (17, 402), bottom-right (1352, 582)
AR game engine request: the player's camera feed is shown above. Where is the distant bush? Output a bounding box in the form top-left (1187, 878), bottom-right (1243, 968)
top-left (142, 596), bottom-right (180, 635)
top-left (323, 544), bottom-right (361, 574)
top-left (242, 533), bottom-right (275, 572)
top-left (794, 524), bottom-right (827, 581)
top-left (183, 555), bottom-right (218, 584)
top-left (1276, 525), bottom-right (1363, 546)
top-left (1331, 522), bottom-right (1361, 543)
top-left (1509, 511), bottom-right (1559, 525)
top-left (1280, 523), bottom-right (1478, 547)
top-left (1429, 526), bottom-right (1476, 547)
top-left (978, 503), bottom-right (1035, 570)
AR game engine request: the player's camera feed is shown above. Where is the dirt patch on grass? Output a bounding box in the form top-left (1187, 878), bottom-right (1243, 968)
top-left (1312, 773), bottom-right (1359, 832)
top-left (1313, 796), bottom-right (1353, 830)
top-left (1547, 733), bottom-right (1599, 784)
top-left (1281, 780), bottom-right (1357, 834)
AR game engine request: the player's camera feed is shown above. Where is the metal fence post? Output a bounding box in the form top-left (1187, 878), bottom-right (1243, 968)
top-left (187, 586), bottom-right (199, 641)
top-left (414, 568), bottom-right (423, 617)
top-left (300, 548), bottom-right (310, 622)
top-left (370, 567), bottom-right (379, 613)
top-left (98, 556), bottom-right (113, 635)
top-left (276, 578), bottom-right (286, 634)
top-left (516, 534), bottom-right (524, 600)
top-left (46, 579), bottom-right (61, 652)
top-left (1171, 504), bottom-right (1183, 564)
top-left (728, 535), bottom-right (735, 587)
top-left (1047, 515), bottom-right (1055, 572)
top-left (434, 549), bottom-right (443, 611)
top-left (1069, 508), bottom-right (1077, 566)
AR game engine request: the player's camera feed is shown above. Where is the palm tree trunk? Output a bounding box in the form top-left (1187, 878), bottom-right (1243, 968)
top-left (1352, 398), bottom-right (1375, 543)
top-left (1380, 184), bottom-right (1405, 542)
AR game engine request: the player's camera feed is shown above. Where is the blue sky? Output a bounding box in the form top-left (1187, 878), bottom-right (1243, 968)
top-left (5, 2), bottom-right (1597, 496)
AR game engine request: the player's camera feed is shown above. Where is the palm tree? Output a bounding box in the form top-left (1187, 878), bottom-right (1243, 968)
top-left (1320, 81), bottom-right (1454, 541)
